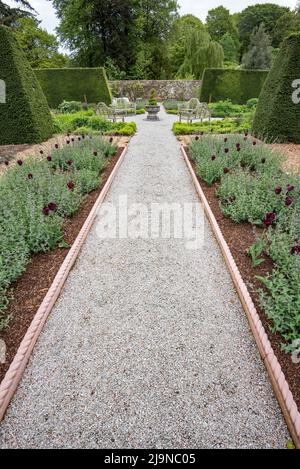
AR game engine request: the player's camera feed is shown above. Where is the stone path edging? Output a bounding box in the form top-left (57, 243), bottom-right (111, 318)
top-left (180, 144), bottom-right (300, 448)
top-left (0, 145), bottom-right (128, 422)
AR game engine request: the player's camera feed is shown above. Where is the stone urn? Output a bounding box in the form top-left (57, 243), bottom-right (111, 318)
top-left (145, 104), bottom-right (160, 121)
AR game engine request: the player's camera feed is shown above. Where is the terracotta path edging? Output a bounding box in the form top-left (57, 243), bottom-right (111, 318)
top-left (0, 145), bottom-right (128, 422)
top-left (180, 144), bottom-right (300, 449)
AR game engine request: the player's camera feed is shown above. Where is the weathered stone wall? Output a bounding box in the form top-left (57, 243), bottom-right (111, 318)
top-left (110, 80), bottom-right (202, 101)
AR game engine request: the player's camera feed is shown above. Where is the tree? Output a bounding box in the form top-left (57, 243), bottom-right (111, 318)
top-left (53, 0), bottom-right (179, 78)
top-left (14, 17), bottom-right (68, 68)
top-left (0, 0), bottom-right (33, 26)
top-left (219, 33), bottom-right (238, 64)
top-left (168, 14), bottom-right (204, 76)
top-left (242, 24), bottom-right (272, 70)
top-left (273, 7), bottom-right (300, 46)
top-left (206, 6), bottom-right (239, 47)
top-left (177, 29), bottom-right (224, 79)
top-left (238, 3), bottom-right (290, 52)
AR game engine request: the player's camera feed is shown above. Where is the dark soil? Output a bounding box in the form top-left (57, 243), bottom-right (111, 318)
top-left (0, 148), bottom-right (124, 383)
top-left (186, 148), bottom-right (300, 411)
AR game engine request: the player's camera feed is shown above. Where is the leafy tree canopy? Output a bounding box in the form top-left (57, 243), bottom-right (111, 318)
top-left (206, 6), bottom-right (239, 47)
top-left (242, 23), bottom-right (273, 70)
top-left (0, 0), bottom-right (33, 26)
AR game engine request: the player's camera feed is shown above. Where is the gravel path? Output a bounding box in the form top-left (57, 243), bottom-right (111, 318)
top-left (0, 109), bottom-right (289, 448)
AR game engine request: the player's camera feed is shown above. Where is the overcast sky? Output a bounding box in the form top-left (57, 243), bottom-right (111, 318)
top-left (5, 0), bottom-right (298, 35)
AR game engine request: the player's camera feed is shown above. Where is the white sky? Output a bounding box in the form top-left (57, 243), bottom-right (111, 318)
top-left (5, 0), bottom-right (298, 35)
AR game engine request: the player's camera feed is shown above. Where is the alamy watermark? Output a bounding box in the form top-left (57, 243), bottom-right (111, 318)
top-left (292, 79), bottom-right (300, 104)
top-left (291, 339), bottom-right (300, 364)
top-left (0, 79), bottom-right (6, 103)
top-left (95, 195), bottom-right (205, 250)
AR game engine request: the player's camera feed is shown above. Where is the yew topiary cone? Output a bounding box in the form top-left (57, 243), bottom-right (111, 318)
top-left (252, 33), bottom-right (300, 143)
top-left (0, 25), bottom-right (53, 144)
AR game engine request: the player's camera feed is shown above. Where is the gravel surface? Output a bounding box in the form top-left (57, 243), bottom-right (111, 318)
top-left (0, 109), bottom-right (289, 448)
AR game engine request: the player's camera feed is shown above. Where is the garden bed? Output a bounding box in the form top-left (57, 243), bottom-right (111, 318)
top-left (184, 143), bottom-right (300, 412)
top-left (0, 146), bottom-right (125, 384)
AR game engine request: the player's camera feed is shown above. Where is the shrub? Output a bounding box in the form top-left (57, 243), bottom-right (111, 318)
top-left (35, 67), bottom-right (112, 108)
top-left (172, 117), bottom-right (251, 136)
top-left (0, 25), bottom-right (53, 144)
top-left (253, 33), bottom-right (300, 143)
top-left (208, 100), bottom-right (249, 118)
top-left (200, 68), bottom-right (269, 104)
top-left (0, 136), bottom-right (116, 329)
top-left (246, 98), bottom-right (259, 108)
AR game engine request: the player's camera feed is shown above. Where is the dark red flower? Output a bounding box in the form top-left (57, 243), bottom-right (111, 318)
top-left (195, 136), bottom-right (199, 141)
top-left (4, 160), bottom-right (9, 166)
top-left (253, 141), bottom-right (257, 146)
top-left (28, 173), bottom-right (33, 179)
top-left (211, 155), bottom-right (216, 161)
top-left (224, 137), bottom-right (228, 143)
top-left (223, 167), bottom-right (230, 174)
top-left (287, 184), bottom-right (295, 192)
top-left (291, 245), bottom-right (300, 255)
top-left (55, 144), bottom-right (59, 149)
top-left (275, 186), bottom-right (282, 194)
top-left (285, 196), bottom-right (293, 206)
top-left (236, 147), bottom-right (241, 152)
top-left (93, 151), bottom-right (98, 156)
top-left (245, 132), bottom-right (248, 137)
top-left (236, 143), bottom-right (240, 148)
top-left (66, 140), bottom-right (70, 145)
top-left (109, 137), bottom-right (114, 143)
top-left (78, 137), bottom-right (81, 141)
top-left (47, 155), bottom-right (52, 162)
top-left (224, 148), bottom-right (229, 153)
top-left (48, 202), bottom-right (57, 211)
top-left (82, 134), bottom-right (85, 139)
top-left (17, 159), bottom-right (23, 166)
top-left (39, 150), bottom-right (44, 155)
top-left (263, 212), bottom-right (276, 226)
top-left (71, 137), bottom-right (75, 142)
top-left (67, 133), bottom-right (70, 137)
top-left (261, 158), bottom-right (266, 163)
top-left (67, 159), bottom-right (73, 166)
top-left (42, 206), bottom-right (50, 216)
top-left (67, 181), bottom-right (74, 190)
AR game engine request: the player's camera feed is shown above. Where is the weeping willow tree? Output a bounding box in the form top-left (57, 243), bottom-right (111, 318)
top-left (177, 29), bottom-right (224, 79)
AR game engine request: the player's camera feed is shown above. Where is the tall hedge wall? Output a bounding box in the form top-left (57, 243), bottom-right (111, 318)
top-left (0, 26), bottom-right (53, 145)
top-left (200, 68), bottom-right (269, 104)
top-left (253, 34), bottom-right (300, 143)
top-left (35, 68), bottom-right (112, 108)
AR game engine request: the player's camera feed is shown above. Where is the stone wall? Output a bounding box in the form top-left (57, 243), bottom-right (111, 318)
top-left (110, 80), bottom-right (202, 101)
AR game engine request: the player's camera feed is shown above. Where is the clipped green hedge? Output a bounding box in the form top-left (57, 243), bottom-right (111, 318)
top-left (253, 34), bottom-right (300, 143)
top-left (200, 69), bottom-right (269, 104)
top-left (35, 68), bottom-right (112, 108)
top-left (0, 26), bottom-right (53, 144)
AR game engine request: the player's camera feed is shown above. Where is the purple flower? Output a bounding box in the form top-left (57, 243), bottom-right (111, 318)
top-left (224, 148), bottom-right (229, 154)
top-left (274, 186), bottom-right (282, 195)
top-left (66, 140), bottom-right (70, 145)
top-left (261, 158), bottom-right (266, 164)
top-left (253, 140), bottom-right (257, 146)
top-left (223, 167), bottom-right (230, 174)
top-left (71, 138), bottom-right (75, 142)
top-left (109, 137), bottom-right (114, 143)
top-left (67, 181), bottom-right (74, 190)
top-left (211, 155), bottom-right (216, 161)
top-left (287, 184), bottom-right (295, 193)
top-left (195, 136), bottom-right (199, 141)
top-left (67, 159), bottom-right (73, 166)
top-left (93, 151), bottom-right (98, 156)
top-left (17, 159), bottom-right (23, 166)
top-left (42, 206), bottom-right (50, 216)
top-left (224, 137), bottom-right (228, 143)
top-left (48, 202), bottom-right (57, 211)
top-left (47, 155), bottom-right (52, 162)
top-left (78, 137), bottom-right (81, 141)
top-left (55, 144), bottom-right (59, 149)
top-left (285, 196), bottom-right (293, 206)
top-left (27, 173), bottom-right (33, 179)
top-left (263, 212), bottom-right (276, 226)
top-left (39, 150), bottom-right (44, 155)
top-left (4, 160), bottom-right (9, 166)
